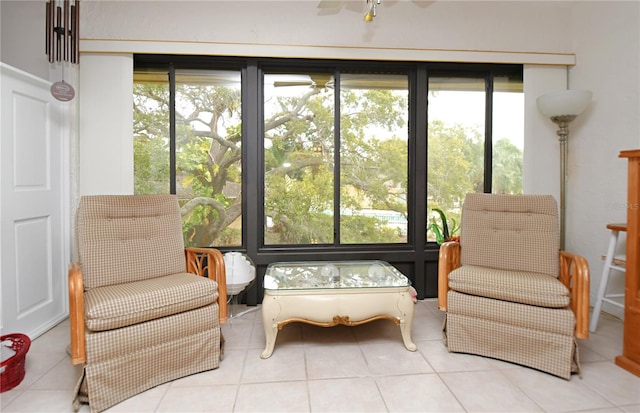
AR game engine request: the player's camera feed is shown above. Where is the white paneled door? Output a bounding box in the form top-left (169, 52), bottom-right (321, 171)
top-left (1, 63), bottom-right (69, 339)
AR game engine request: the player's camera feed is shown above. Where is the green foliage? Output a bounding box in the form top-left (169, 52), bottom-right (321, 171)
top-left (427, 120), bottom-right (482, 208)
top-left (340, 215), bottom-right (403, 244)
top-left (492, 138), bottom-right (523, 194)
top-left (425, 122), bottom-right (523, 243)
top-left (265, 166), bottom-right (335, 244)
top-left (264, 85), bottom-right (409, 245)
top-left (133, 136), bottom-right (169, 194)
top-left (133, 83), bottom-right (171, 194)
top-left (427, 208), bottom-right (460, 245)
top-left (133, 75), bottom-right (522, 247)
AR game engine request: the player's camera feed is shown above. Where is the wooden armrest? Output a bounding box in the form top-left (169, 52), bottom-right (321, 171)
top-left (68, 262), bottom-right (86, 365)
top-left (185, 247), bottom-right (228, 324)
top-left (437, 241), bottom-right (461, 311)
top-left (560, 251), bottom-right (590, 339)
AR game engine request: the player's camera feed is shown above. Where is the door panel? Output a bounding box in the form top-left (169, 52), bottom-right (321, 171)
top-left (1, 63), bottom-right (68, 338)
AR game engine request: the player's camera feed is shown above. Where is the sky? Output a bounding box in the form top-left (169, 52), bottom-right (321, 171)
top-left (429, 91), bottom-right (524, 150)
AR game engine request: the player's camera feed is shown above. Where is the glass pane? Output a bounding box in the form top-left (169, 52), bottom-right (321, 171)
top-left (263, 72), bottom-right (335, 245)
top-left (133, 69), bottom-right (242, 247)
top-left (133, 70), bottom-right (171, 195)
top-left (174, 70), bottom-right (242, 247)
top-left (339, 73), bottom-right (409, 244)
top-left (492, 76), bottom-right (524, 195)
top-left (427, 76), bottom-right (485, 243)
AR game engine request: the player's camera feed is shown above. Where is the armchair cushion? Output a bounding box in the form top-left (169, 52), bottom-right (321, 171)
top-left (77, 195), bottom-right (187, 289)
top-left (460, 194), bottom-right (559, 277)
top-left (449, 265), bottom-right (570, 308)
top-left (85, 273), bottom-right (219, 331)
top-left (447, 291), bottom-right (575, 336)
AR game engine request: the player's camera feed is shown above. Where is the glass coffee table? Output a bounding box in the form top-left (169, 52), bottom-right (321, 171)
top-left (261, 260), bottom-right (417, 358)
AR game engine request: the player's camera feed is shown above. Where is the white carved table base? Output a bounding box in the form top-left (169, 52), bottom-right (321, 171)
top-left (261, 288), bottom-right (416, 359)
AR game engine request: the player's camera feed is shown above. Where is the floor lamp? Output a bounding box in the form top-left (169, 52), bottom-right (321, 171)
top-left (536, 90), bottom-right (592, 250)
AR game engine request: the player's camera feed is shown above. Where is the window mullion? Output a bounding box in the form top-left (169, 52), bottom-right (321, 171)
top-left (334, 70), bottom-right (341, 247)
top-left (246, 62), bottom-right (260, 254)
top-left (484, 73), bottom-right (494, 193)
top-left (169, 64), bottom-right (176, 195)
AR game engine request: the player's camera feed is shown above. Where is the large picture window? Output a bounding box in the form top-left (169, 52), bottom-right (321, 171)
top-left (133, 56), bottom-right (523, 300)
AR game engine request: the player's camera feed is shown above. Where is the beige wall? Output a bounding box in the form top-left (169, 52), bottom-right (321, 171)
top-left (567, 2), bottom-right (639, 316)
top-left (79, 1), bottom-right (573, 56)
top-left (0, 1), bottom-right (49, 79)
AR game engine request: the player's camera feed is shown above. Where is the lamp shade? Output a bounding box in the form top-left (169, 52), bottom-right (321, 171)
top-left (536, 90), bottom-right (592, 118)
top-left (223, 252), bottom-right (256, 295)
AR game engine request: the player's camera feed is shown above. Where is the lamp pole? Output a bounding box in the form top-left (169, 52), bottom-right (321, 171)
top-left (550, 115), bottom-right (576, 251)
top-left (536, 89), bottom-right (592, 252)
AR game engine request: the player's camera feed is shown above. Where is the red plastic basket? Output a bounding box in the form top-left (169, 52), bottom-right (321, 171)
top-left (1, 334), bottom-right (31, 392)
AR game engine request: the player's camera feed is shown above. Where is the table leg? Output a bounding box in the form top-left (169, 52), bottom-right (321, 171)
top-left (398, 293), bottom-right (417, 351)
top-left (261, 295), bottom-right (279, 359)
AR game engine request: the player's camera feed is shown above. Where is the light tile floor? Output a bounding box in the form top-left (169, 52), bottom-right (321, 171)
top-left (2, 299), bottom-right (639, 412)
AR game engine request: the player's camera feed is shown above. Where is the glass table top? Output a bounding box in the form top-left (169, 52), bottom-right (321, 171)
top-left (264, 260), bottom-right (410, 290)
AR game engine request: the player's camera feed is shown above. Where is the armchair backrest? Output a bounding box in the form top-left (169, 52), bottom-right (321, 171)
top-left (460, 193), bottom-right (559, 277)
top-left (76, 195), bottom-right (187, 289)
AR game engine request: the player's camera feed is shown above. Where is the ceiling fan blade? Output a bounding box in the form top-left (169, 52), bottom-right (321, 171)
top-left (317, 0), bottom-right (365, 14)
top-left (273, 81), bottom-right (315, 88)
top-left (317, 0), bottom-right (345, 9)
top-left (269, 73), bottom-right (334, 89)
top-left (411, 1), bottom-right (434, 9)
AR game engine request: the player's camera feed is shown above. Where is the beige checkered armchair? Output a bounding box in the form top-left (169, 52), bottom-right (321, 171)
top-left (438, 193), bottom-right (590, 380)
top-left (68, 195), bottom-right (227, 412)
